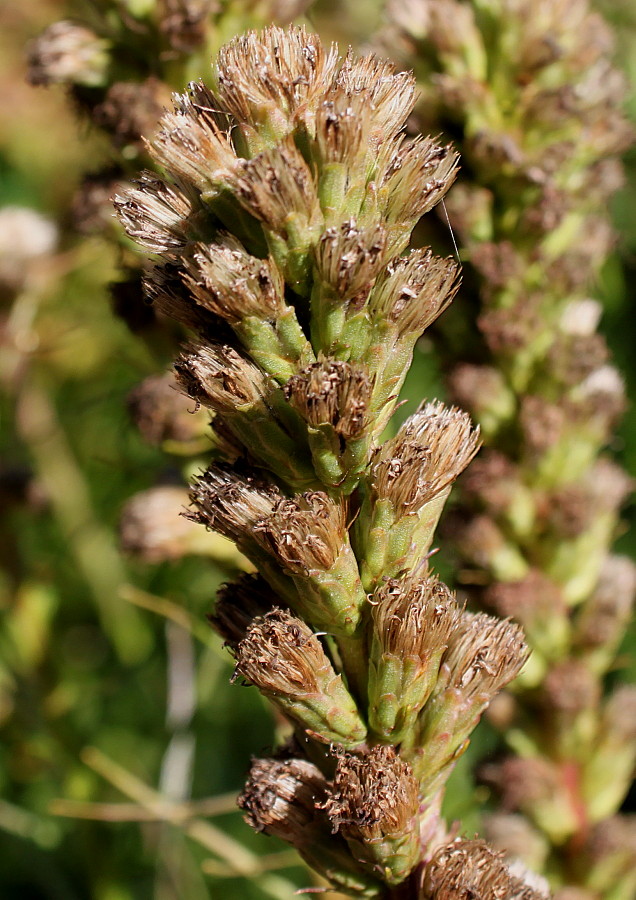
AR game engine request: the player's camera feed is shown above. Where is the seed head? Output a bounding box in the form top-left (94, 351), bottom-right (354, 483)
top-left (174, 343), bottom-right (268, 412)
top-left (184, 237), bottom-right (285, 323)
top-left (255, 491), bottom-right (347, 573)
top-left (371, 401), bottom-right (480, 515)
top-left (127, 372), bottom-right (208, 446)
top-left (441, 611), bottom-right (528, 704)
top-left (284, 360), bottom-right (373, 440)
top-left (150, 82), bottom-right (237, 195)
top-left (26, 21), bottom-right (110, 88)
top-left (188, 464), bottom-right (281, 546)
top-left (324, 746), bottom-right (420, 884)
top-left (233, 137), bottom-right (319, 234)
top-left (370, 249), bottom-right (460, 336)
top-left (335, 53), bottom-right (417, 143)
top-left (371, 573), bottom-right (459, 661)
top-left (424, 838), bottom-right (549, 900)
top-left (239, 756), bottom-right (329, 839)
top-left (379, 136), bottom-right (459, 224)
top-left (115, 174), bottom-right (193, 254)
top-left (235, 607), bottom-right (336, 698)
top-left (315, 221), bottom-right (388, 308)
top-left (215, 26), bottom-right (339, 127)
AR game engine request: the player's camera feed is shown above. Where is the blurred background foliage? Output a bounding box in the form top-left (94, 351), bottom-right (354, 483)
top-left (0, 1), bottom-right (634, 898)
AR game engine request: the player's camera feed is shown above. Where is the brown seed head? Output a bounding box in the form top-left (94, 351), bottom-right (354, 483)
top-left (542, 661), bottom-right (599, 717)
top-left (255, 491), bottom-right (347, 573)
top-left (188, 464), bottom-right (281, 544)
top-left (150, 82), bottom-right (237, 194)
top-left (92, 78), bottom-right (168, 148)
top-left (424, 838), bottom-right (548, 900)
top-left (314, 89), bottom-right (369, 165)
top-left (115, 174), bottom-right (193, 253)
top-left (239, 756), bottom-right (329, 840)
top-left (174, 343), bottom-right (268, 412)
top-left (602, 685), bottom-right (636, 743)
top-left (284, 360), bottom-right (373, 439)
top-left (314, 220), bottom-right (388, 307)
top-left (215, 26), bottom-right (338, 126)
top-left (325, 746), bottom-right (419, 841)
top-left (144, 261), bottom-right (224, 334)
top-left (371, 401), bottom-right (480, 515)
top-left (481, 756), bottom-right (561, 814)
top-left (586, 815), bottom-right (636, 867)
top-left (484, 571), bottom-right (566, 633)
top-left (370, 248), bottom-right (461, 336)
top-left (233, 137), bottom-right (319, 234)
top-left (442, 611), bottom-right (528, 703)
top-left (184, 237), bottom-right (285, 323)
top-left (234, 608), bottom-right (332, 697)
top-left (335, 52), bottom-right (417, 143)
top-left (575, 555), bottom-right (636, 651)
top-left (379, 136), bottom-right (459, 223)
top-left (159, 0), bottom-right (214, 54)
top-left (371, 572), bottom-right (459, 659)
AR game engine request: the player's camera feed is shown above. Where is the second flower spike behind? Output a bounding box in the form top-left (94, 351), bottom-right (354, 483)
top-left (117, 24), bottom-right (545, 898)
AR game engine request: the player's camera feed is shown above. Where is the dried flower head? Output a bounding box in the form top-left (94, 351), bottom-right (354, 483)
top-left (174, 343), bottom-right (268, 412)
top-left (255, 491), bottom-right (347, 574)
top-left (183, 237), bottom-right (285, 323)
top-left (27, 21), bottom-right (110, 87)
top-left (325, 746), bottom-right (420, 884)
top-left (314, 220), bottom-right (388, 308)
top-left (423, 839), bottom-right (549, 900)
top-left (115, 174), bottom-right (193, 254)
top-left (441, 612), bottom-right (528, 704)
top-left (211, 573), bottom-right (278, 648)
top-left (239, 756), bottom-right (383, 897)
top-left (367, 573), bottom-right (460, 742)
top-left (284, 360), bottom-right (373, 440)
top-left (150, 82), bottom-right (237, 195)
top-left (371, 401), bottom-right (480, 514)
top-left (188, 465), bottom-right (281, 547)
top-left (234, 607), bottom-right (367, 746)
top-left (370, 249), bottom-right (461, 336)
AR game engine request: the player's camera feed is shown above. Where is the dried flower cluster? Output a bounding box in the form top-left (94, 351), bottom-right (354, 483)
top-left (116, 24), bottom-right (544, 897)
top-left (379, 1), bottom-right (635, 897)
top-left (26, 0), bottom-right (313, 338)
